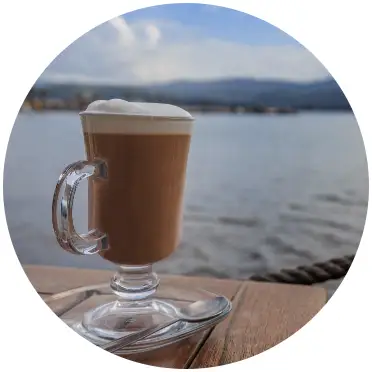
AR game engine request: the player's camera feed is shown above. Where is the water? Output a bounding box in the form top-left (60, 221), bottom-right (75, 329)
top-left (4, 111), bottom-right (368, 293)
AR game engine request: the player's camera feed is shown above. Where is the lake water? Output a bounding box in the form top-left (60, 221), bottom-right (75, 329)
top-left (4, 111), bottom-right (368, 293)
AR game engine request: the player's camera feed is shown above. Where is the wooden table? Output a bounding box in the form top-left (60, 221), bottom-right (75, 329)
top-left (23, 265), bottom-right (327, 368)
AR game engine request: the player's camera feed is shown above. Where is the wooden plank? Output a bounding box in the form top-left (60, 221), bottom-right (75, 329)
top-left (23, 265), bottom-right (113, 294)
top-left (191, 281), bottom-right (327, 368)
top-left (24, 265), bottom-right (327, 368)
top-left (126, 333), bottom-right (211, 368)
top-left (24, 265), bottom-right (241, 368)
top-left (59, 294), bottom-right (212, 368)
top-left (22, 264), bottom-right (242, 296)
top-left (57, 278), bottom-right (241, 368)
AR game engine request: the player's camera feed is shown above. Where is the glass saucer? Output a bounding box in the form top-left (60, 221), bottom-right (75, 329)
top-left (45, 281), bottom-right (232, 355)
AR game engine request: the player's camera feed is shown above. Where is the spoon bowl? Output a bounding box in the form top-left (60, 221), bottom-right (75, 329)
top-left (175, 296), bottom-right (229, 321)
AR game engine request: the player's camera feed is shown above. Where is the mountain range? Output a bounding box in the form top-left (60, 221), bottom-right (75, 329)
top-left (34, 77), bottom-right (351, 110)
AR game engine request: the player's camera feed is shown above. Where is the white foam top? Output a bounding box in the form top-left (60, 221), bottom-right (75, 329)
top-left (80, 99), bottom-right (193, 135)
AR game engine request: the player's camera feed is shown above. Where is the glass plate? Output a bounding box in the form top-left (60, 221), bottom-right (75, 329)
top-left (44, 282), bottom-right (232, 355)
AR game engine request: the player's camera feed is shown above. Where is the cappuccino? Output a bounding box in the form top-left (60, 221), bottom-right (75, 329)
top-left (80, 99), bottom-right (193, 265)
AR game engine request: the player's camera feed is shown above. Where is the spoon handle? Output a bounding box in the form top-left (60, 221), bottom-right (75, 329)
top-left (102, 318), bottom-right (178, 353)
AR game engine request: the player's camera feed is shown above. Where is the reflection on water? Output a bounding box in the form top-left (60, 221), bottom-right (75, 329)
top-left (4, 112), bottom-right (368, 293)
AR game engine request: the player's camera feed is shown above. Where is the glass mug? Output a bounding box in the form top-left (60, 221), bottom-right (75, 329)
top-left (52, 100), bottom-right (194, 339)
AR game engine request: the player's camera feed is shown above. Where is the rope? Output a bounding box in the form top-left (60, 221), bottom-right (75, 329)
top-left (249, 254), bottom-right (355, 285)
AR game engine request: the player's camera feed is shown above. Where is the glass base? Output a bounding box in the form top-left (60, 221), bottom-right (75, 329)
top-left (81, 298), bottom-right (180, 340)
top-left (55, 282), bottom-right (232, 355)
top-left (52, 263), bottom-right (232, 352)
top-left (78, 263), bottom-right (180, 341)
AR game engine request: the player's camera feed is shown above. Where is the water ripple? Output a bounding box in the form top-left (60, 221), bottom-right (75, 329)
top-left (264, 235), bottom-right (315, 260)
top-left (314, 193), bottom-right (367, 207)
top-left (280, 213), bottom-right (363, 235)
top-left (218, 216), bottom-right (262, 228)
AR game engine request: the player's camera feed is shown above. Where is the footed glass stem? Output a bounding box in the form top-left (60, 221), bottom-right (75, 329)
top-left (81, 264), bottom-right (178, 341)
top-left (110, 265), bottom-right (159, 300)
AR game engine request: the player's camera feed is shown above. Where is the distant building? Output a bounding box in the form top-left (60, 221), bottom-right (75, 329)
top-left (44, 98), bottom-right (65, 110)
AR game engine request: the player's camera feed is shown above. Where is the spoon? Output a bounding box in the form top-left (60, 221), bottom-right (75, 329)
top-left (102, 296), bottom-right (229, 353)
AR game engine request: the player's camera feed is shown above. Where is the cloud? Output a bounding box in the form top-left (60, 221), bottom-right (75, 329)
top-left (39, 16), bottom-right (329, 85)
top-left (144, 24), bottom-right (162, 48)
top-left (109, 17), bottom-right (136, 47)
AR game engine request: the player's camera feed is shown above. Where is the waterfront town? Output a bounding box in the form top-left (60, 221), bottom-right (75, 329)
top-left (21, 86), bottom-right (297, 114)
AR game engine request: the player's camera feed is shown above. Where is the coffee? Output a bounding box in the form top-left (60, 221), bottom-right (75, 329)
top-left (80, 100), bottom-right (193, 265)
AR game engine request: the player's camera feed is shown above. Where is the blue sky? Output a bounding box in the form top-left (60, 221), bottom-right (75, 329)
top-left (40, 4), bottom-right (328, 84)
top-left (124, 4), bottom-right (298, 46)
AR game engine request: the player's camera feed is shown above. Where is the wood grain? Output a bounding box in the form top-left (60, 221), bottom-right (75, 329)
top-left (190, 281), bottom-right (327, 368)
top-left (60, 294), bottom-right (213, 369)
top-left (23, 264), bottom-right (242, 296)
top-left (23, 265), bottom-right (327, 368)
top-left (23, 265), bottom-right (113, 294)
top-left (47, 267), bottom-right (241, 369)
top-left (25, 265), bottom-right (241, 368)
top-left (126, 332), bottom-right (211, 368)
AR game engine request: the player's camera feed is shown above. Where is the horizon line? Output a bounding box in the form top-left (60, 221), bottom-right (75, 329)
top-left (35, 75), bottom-right (333, 87)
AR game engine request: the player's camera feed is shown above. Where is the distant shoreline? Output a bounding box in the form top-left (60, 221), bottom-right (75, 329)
top-left (21, 99), bottom-right (352, 115)
top-left (24, 77), bottom-right (353, 114)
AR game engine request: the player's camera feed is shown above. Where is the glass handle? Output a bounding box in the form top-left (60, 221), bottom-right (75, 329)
top-left (52, 159), bottom-right (108, 255)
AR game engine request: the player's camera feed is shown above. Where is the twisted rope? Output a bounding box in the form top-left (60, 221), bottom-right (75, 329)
top-left (249, 254), bottom-right (355, 285)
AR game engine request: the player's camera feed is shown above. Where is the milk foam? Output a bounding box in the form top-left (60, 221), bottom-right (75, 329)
top-left (80, 99), bottom-right (193, 135)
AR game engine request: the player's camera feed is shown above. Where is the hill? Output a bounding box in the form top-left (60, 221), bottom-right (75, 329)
top-left (33, 77), bottom-right (350, 110)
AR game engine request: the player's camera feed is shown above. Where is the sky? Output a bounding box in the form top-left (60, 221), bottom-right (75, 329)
top-left (39, 4), bottom-right (330, 85)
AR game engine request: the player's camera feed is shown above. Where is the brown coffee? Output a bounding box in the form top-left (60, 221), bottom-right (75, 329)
top-left (82, 115), bottom-right (192, 265)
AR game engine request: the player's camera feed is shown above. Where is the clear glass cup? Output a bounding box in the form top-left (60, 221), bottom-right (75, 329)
top-left (52, 104), bottom-right (194, 341)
